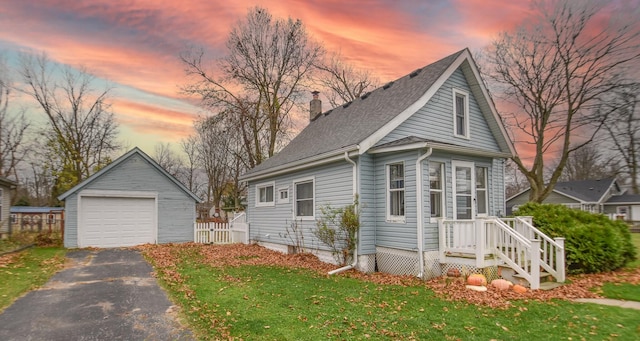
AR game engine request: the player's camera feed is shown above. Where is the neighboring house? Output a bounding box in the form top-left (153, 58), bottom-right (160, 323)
top-left (58, 147), bottom-right (202, 248)
top-left (0, 177), bottom-right (17, 238)
top-left (506, 178), bottom-right (640, 219)
top-left (603, 194), bottom-right (640, 222)
top-left (10, 206), bottom-right (64, 234)
top-left (239, 49), bottom-right (562, 287)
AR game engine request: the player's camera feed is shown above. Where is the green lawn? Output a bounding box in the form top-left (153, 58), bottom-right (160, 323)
top-left (146, 245), bottom-right (640, 340)
top-left (627, 233), bottom-right (640, 268)
top-left (0, 247), bottom-right (67, 311)
top-left (599, 233), bottom-right (640, 302)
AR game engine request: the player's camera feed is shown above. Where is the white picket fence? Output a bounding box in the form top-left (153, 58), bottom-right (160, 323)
top-left (194, 222), bottom-right (232, 244)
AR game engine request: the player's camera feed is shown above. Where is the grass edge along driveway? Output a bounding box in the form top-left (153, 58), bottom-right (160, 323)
top-left (142, 243), bottom-right (640, 341)
top-left (0, 247), bottom-right (67, 311)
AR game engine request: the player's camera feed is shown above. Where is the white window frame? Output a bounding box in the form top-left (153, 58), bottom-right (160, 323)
top-left (386, 162), bottom-right (406, 223)
top-left (452, 88), bottom-right (470, 139)
top-left (255, 181), bottom-right (275, 207)
top-left (294, 177), bottom-right (315, 220)
top-left (429, 161), bottom-right (445, 223)
top-left (475, 166), bottom-right (489, 216)
top-left (278, 187), bottom-right (289, 204)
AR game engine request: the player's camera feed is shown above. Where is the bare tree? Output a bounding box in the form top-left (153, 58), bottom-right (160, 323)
top-left (504, 159), bottom-right (530, 198)
top-left (603, 86), bottom-right (640, 193)
top-left (181, 6), bottom-right (323, 167)
top-left (18, 53), bottom-right (119, 194)
top-left (314, 52), bottom-right (379, 108)
top-left (0, 56), bottom-right (30, 182)
top-left (484, 0), bottom-right (640, 202)
top-left (554, 144), bottom-right (618, 181)
top-left (153, 142), bottom-right (183, 178)
top-left (180, 136), bottom-right (205, 197)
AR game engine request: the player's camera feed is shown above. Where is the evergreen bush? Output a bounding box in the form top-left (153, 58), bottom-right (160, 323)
top-left (514, 203), bottom-right (636, 274)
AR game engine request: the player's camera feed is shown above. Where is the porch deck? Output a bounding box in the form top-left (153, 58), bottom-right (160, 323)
top-left (439, 216), bottom-right (565, 290)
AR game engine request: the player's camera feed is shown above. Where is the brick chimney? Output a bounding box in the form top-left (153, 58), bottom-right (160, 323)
top-left (309, 91), bottom-right (322, 121)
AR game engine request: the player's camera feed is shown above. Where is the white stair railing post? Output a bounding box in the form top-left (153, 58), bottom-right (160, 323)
top-left (438, 219), bottom-right (446, 261)
top-left (476, 219), bottom-right (485, 268)
top-left (554, 237), bottom-right (566, 282)
top-left (530, 239), bottom-right (541, 290)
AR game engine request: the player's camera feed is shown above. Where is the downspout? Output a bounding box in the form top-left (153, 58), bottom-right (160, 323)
top-left (328, 150), bottom-right (359, 275)
top-left (416, 148), bottom-right (433, 278)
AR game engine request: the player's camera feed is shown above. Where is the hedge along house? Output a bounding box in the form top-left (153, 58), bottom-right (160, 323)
top-left (240, 49), bottom-right (565, 289)
top-left (59, 147), bottom-right (202, 248)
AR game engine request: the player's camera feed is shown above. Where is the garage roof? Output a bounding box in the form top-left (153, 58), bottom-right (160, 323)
top-left (57, 147), bottom-right (202, 202)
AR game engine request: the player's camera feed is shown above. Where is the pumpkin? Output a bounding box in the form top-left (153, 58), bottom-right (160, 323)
top-left (491, 279), bottom-right (513, 291)
top-left (467, 274), bottom-right (487, 286)
top-left (447, 268), bottom-right (461, 277)
top-left (513, 284), bottom-right (527, 293)
top-left (466, 285), bottom-right (487, 292)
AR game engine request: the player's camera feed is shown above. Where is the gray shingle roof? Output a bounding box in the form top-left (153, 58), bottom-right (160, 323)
top-left (605, 193), bottom-right (640, 204)
top-left (553, 178), bottom-right (616, 202)
top-left (242, 49), bottom-right (466, 177)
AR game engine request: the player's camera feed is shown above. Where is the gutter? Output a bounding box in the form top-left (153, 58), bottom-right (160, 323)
top-left (328, 150), bottom-right (360, 275)
top-left (415, 147), bottom-right (433, 279)
top-left (240, 145), bottom-right (359, 182)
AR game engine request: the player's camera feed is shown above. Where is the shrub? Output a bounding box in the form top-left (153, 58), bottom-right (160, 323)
top-left (514, 203), bottom-right (636, 274)
top-left (313, 197), bottom-right (361, 265)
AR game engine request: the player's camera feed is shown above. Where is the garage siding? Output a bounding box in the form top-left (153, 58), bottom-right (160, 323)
top-left (64, 152), bottom-right (195, 247)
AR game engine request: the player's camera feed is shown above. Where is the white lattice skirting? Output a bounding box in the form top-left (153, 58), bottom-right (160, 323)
top-left (374, 247), bottom-right (441, 279)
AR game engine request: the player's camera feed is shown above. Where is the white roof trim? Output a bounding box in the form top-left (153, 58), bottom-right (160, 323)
top-left (57, 147), bottom-right (202, 202)
top-left (369, 141), bottom-right (511, 158)
top-left (240, 146), bottom-right (359, 182)
top-left (594, 178), bottom-right (617, 203)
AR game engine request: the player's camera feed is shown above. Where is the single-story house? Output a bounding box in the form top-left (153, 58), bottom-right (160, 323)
top-left (58, 147), bottom-right (202, 248)
top-left (507, 178), bottom-right (640, 220)
top-left (239, 48), bottom-right (563, 289)
top-left (0, 177), bottom-right (18, 238)
top-left (10, 206), bottom-right (65, 234)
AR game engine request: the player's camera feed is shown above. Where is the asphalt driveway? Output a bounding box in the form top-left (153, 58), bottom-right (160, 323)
top-left (0, 249), bottom-right (193, 341)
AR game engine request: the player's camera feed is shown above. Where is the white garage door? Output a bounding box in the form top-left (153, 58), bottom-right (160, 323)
top-left (80, 197), bottom-right (156, 248)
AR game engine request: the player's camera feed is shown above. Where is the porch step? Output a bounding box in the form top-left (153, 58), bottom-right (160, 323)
top-left (444, 252), bottom-right (497, 260)
top-left (538, 281), bottom-right (564, 291)
top-left (513, 271), bottom-right (555, 283)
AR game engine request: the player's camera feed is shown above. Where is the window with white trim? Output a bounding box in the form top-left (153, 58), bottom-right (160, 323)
top-left (278, 187), bottom-right (289, 204)
top-left (476, 167), bottom-right (488, 215)
top-left (295, 179), bottom-right (314, 218)
top-left (255, 182), bottom-right (275, 207)
top-left (387, 163), bottom-right (405, 221)
top-left (453, 89), bottom-right (469, 138)
top-left (429, 162), bottom-right (444, 219)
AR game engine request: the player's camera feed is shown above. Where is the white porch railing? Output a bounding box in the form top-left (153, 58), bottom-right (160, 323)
top-left (501, 216), bottom-right (566, 283)
top-left (439, 217), bottom-right (565, 290)
top-left (194, 221), bottom-right (232, 244)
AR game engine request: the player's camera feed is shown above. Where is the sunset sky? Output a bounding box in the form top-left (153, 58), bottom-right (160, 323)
top-left (1, 0), bottom-right (540, 156)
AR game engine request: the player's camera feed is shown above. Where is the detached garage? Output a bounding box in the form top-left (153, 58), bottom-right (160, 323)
top-left (59, 147), bottom-right (202, 248)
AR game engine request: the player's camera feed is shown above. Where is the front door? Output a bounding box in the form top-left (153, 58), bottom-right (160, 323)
top-left (452, 161), bottom-right (475, 219)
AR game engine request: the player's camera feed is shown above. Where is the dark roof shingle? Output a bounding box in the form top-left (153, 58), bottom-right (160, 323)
top-left (243, 49), bottom-right (466, 177)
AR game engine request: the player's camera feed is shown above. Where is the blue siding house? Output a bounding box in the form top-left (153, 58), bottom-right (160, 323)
top-left (240, 49), bottom-right (565, 288)
top-left (59, 147), bottom-right (201, 248)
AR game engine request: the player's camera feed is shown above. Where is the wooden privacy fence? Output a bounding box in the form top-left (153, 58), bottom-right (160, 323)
top-left (194, 222), bottom-right (232, 244)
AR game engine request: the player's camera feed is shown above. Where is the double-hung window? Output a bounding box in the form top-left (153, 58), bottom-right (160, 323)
top-left (256, 182), bottom-right (275, 207)
top-left (295, 179), bottom-right (314, 219)
top-left (429, 162), bottom-right (444, 219)
top-left (387, 163), bottom-right (405, 221)
top-left (476, 167), bottom-right (488, 215)
top-left (453, 89), bottom-right (469, 138)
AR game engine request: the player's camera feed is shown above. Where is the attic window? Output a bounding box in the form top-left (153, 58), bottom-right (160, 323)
top-left (342, 101), bottom-right (352, 108)
top-left (409, 68), bottom-right (422, 78)
top-left (383, 81), bottom-right (394, 90)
